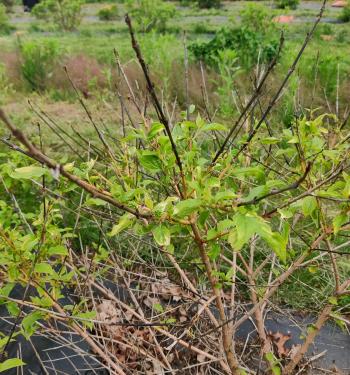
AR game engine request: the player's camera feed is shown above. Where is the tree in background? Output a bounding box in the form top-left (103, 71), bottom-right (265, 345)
top-left (32, 0), bottom-right (83, 31)
top-left (275, 0), bottom-right (299, 10)
top-left (197, 0), bottom-right (221, 8)
top-left (0, 0), bottom-right (14, 12)
top-left (126, 0), bottom-right (176, 33)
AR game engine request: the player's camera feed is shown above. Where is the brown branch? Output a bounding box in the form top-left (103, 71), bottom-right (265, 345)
top-left (0, 109), bottom-right (150, 220)
top-left (198, 224), bottom-right (343, 342)
top-left (264, 161), bottom-right (345, 218)
top-left (125, 15), bottom-right (183, 177)
top-left (190, 223), bottom-right (241, 374)
top-left (238, 162), bottom-right (312, 207)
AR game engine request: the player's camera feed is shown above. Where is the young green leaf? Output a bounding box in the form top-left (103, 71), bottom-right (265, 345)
top-left (200, 123), bottom-right (228, 132)
top-left (208, 243), bottom-right (221, 260)
top-left (0, 358), bottom-right (25, 373)
top-left (10, 165), bottom-right (46, 180)
top-left (22, 311), bottom-right (45, 338)
top-left (300, 196), bottom-right (317, 217)
top-left (152, 224), bottom-right (171, 247)
top-left (173, 199), bottom-right (202, 218)
top-left (109, 214), bottom-right (134, 237)
top-left (139, 151), bottom-right (162, 172)
top-left (34, 263), bottom-right (55, 275)
top-left (148, 122), bottom-right (164, 139)
top-left (47, 245), bottom-right (68, 256)
top-left (333, 213), bottom-right (348, 234)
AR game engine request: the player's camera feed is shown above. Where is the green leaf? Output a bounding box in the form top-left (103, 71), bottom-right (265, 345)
top-left (153, 303), bottom-right (164, 313)
top-left (109, 214), bottom-right (134, 237)
top-left (0, 358), bottom-right (25, 372)
top-left (228, 212), bottom-right (269, 251)
top-left (152, 224), bottom-right (171, 247)
top-left (0, 336), bottom-right (14, 350)
top-left (85, 198), bottom-right (107, 207)
top-left (333, 213), bottom-right (348, 234)
top-left (307, 325), bottom-right (317, 334)
top-left (6, 302), bottom-right (20, 317)
top-left (47, 245), bottom-right (68, 256)
top-left (206, 228), bottom-right (218, 241)
top-left (287, 136), bottom-right (299, 144)
top-left (231, 166), bottom-right (264, 181)
top-left (271, 366), bottom-right (281, 375)
top-left (173, 199), bottom-right (202, 218)
top-left (308, 266), bottom-right (318, 274)
top-left (139, 151), bottom-right (162, 172)
top-left (228, 212), bottom-right (287, 262)
top-left (242, 185), bottom-right (268, 202)
top-left (300, 196), bottom-right (317, 217)
top-left (264, 352), bottom-right (281, 375)
top-left (74, 311), bottom-right (96, 329)
top-left (264, 232), bottom-right (288, 264)
top-left (208, 243), bottom-right (221, 260)
top-left (22, 311), bottom-right (44, 338)
top-left (10, 165), bottom-right (46, 180)
top-left (217, 219), bottom-right (234, 232)
top-left (34, 263), bottom-right (55, 275)
top-left (214, 191), bottom-right (237, 202)
top-left (148, 122), bottom-right (164, 139)
top-left (328, 296), bottom-right (338, 305)
top-left (278, 208), bottom-right (294, 219)
top-left (200, 123), bottom-right (228, 132)
top-left (260, 137), bottom-right (280, 145)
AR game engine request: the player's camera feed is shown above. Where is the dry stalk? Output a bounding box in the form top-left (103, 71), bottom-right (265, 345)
top-left (191, 223), bottom-right (241, 374)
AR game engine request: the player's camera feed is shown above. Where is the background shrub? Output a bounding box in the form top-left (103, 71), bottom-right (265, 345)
top-left (197, 0), bottom-right (221, 8)
top-left (239, 3), bottom-right (275, 33)
top-left (19, 39), bottom-right (61, 91)
top-left (0, 0), bottom-right (15, 12)
top-left (0, 4), bottom-right (11, 34)
top-left (32, 0), bottom-right (83, 31)
top-left (126, 0), bottom-right (176, 33)
top-left (275, 0), bottom-right (299, 10)
top-left (190, 3), bottom-right (278, 70)
top-left (340, 1), bottom-right (350, 22)
top-left (190, 27), bottom-right (279, 70)
top-left (98, 5), bottom-right (119, 21)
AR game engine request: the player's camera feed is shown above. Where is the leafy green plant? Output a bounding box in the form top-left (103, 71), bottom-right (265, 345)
top-left (190, 3), bottom-right (278, 70)
top-left (197, 0), bottom-right (221, 8)
top-left (126, 0), bottom-right (176, 33)
top-left (97, 5), bottom-right (119, 21)
top-left (301, 52), bottom-right (343, 98)
top-left (239, 3), bottom-right (274, 33)
top-left (340, 1), bottom-right (350, 22)
top-left (19, 39), bottom-right (61, 91)
top-left (275, 0), bottom-right (299, 10)
top-left (0, 3), bottom-right (11, 34)
top-left (0, 63), bottom-right (13, 104)
top-left (0, 0), bottom-right (14, 12)
top-left (190, 26), bottom-right (279, 70)
top-left (32, 0), bottom-right (83, 31)
top-left (214, 49), bottom-right (240, 116)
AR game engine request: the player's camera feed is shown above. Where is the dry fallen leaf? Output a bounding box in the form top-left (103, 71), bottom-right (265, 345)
top-left (268, 331), bottom-right (292, 357)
